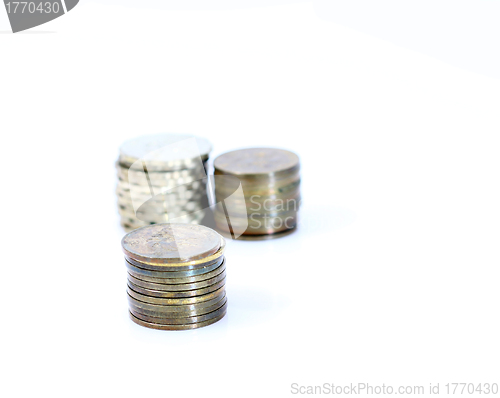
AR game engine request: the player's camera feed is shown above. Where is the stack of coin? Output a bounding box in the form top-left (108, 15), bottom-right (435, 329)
top-left (116, 133), bottom-right (212, 232)
top-left (213, 147), bottom-right (300, 240)
top-left (122, 223), bottom-right (227, 330)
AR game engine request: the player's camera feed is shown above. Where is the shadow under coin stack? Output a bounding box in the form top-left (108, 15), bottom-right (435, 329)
top-left (116, 133), bottom-right (211, 232)
top-left (214, 148), bottom-right (301, 240)
top-left (122, 223), bottom-right (227, 330)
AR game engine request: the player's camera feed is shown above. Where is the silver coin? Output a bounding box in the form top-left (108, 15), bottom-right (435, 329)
top-left (119, 133), bottom-right (211, 171)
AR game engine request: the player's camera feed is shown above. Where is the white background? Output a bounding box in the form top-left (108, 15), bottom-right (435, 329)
top-left (1, 1), bottom-right (499, 397)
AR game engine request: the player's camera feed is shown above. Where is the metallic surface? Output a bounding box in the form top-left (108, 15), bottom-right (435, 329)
top-left (130, 300), bottom-right (227, 325)
top-left (213, 147), bottom-right (300, 239)
top-left (127, 284), bottom-right (225, 305)
top-left (129, 309), bottom-right (226, 330)
top-left (127, 292), bottom-right (226, 315)
top-left (217, 225), bottom-right (298, 241)
top-left (116, 134), bottom-right (212, 231)
top-left (127, 259), bottom-right (226, 284)
top-left (119, 133), bottom-right (211, 170)
top-left (214, 147), bottom-right (299, 176)
top-left (128, 269), bottom-right (226, 291)
top-left (123, 241), bottom-right (225, 272)
top-left (125, 256), bottom-right (225, 278)
top-left (121, 223), bottom-right (222, 264)
top-left (127, 276), bottom-right (226, 298)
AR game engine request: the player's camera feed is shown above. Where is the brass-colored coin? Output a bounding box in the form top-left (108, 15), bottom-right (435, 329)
top-left (130, 300), bottom-right (227, 325)
top-left (214, 174), bottom-right (300, 197)
top-left (127, 276), bottom-right (226, 298)
top-left (128, 291), bottom-right (226, 315)
top-left (217, 225), bottom-right (298, 240)
top-left (214, 148), bottom-right (299, 177)
top-left (128, 268), bottom-right (226, 291)
top-left (121, 223), bottom-right (222, 265)
top-left (127, 284), bottom-right (225, 305)
top-left (215, 211), bottom-right (297, 235)
top-left (127, 260), bottom-right (226, 284)
top-left (212, 195), bottom-right (301, 219)
top-left (130, 296), bottom-right (226, 319)
top-left (125, 256), bottom-right (224, 278)
top-left (123, 240), bottom-right (225, 272)
top-left (129, 308), bottom-right (226, 330)
top-left (211, 147), bottom-right (300, 240)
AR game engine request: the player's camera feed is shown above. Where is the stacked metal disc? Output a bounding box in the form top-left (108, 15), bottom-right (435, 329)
top-left (213, 147), bottom-right (301, 240)
top-left (122, 223), bottom-right (227, 330)
top-left (116, 133), bottom-right (211, 232)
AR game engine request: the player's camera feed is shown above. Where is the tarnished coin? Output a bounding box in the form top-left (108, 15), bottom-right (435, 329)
top-left (129, 308), bottom-right (226, 330)
top-left (215, 212), bottom-right (297, 236)
top-left (130, 300), bottom-right (227, 325)
top-left (123, 245), bottom-right (224, 272)
top-left (127, 260), bottom-right (226, 284)
top-left (128, 292), bottom-right (226, 315)
top-left (130, 296), bottom-right (226, 319)
top-left (127, 276), bottom-right (226, 298)
top-left (212, 147), bottom-right (300, 240)
top-left (214, 147), bottom-right (299, 177)
top-left (217, 225), bottom-right (298, 240)
top-left (121, 223), bottom-right (223, 265)
top-left (128, 268), bottom-right (226, 291)
top-left (127, 284), bottom-right (225, 305)
top-left (125, 256), bottom-right (224, 278)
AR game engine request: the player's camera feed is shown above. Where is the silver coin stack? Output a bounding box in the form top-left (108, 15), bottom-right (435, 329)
top-left (116, 133), bottom-right (212, 232)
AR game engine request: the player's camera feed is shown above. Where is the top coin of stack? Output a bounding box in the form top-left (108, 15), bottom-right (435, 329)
top-left (116, 133), bottom-right (212, 232)
top-left (122, 223), bottom-right (228, 330)
top-left (213, 147), bottom-right (301, 240)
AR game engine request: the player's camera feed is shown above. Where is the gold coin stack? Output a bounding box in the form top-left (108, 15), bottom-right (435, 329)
top-left (213, 147), bottom-right (301, 240)
top-left (122, 223), bottom-right (227, 330)
top-left (116, 133), bottom-right (212, 232)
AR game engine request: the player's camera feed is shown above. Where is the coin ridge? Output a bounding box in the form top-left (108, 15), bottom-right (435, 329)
top-left (128, 309), bottom-right (226, 330)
